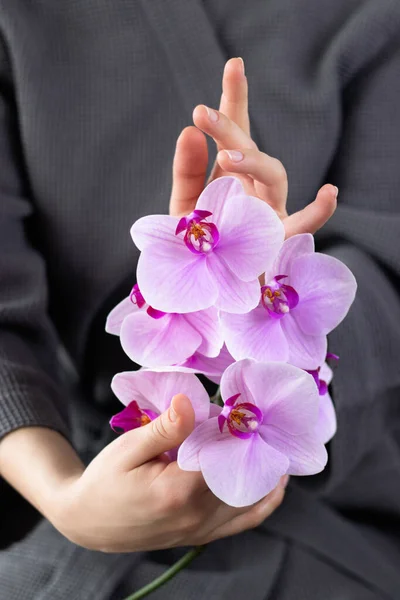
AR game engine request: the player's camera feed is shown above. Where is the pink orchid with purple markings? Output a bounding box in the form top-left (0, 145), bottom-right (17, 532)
top-left (308, 353), bottom-right (338, 444)
top-left (110, 370), bottom-right (210, 457)
top-left (106, 284), bottom-right (223, 368)
top-left (178, 359), bottom-right (327, 507)
top-left (220, 234), bottom-right (357, 370)
top-left (130, 177), bottom-right (284, 314)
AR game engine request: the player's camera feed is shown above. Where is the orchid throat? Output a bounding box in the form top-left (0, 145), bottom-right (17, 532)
top-left (261, 275), bottom-right (299, 318)
top-left (175, 210), bottom-right (220, 255)
top-left (218, 394), bottom-right (263, 440)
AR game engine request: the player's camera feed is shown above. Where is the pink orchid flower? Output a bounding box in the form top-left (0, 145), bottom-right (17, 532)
top-left (130, 177), bottom-right (284, 314)
top-left (178, 359), bottom-right (327, 507)
top-left (307, 353), bottom-right (338, 444)
top-left (105, 284), bottom-right (223, 368)
top-left (220, 234), bottom-right (357, 370)
top-left (110, 370), bottom-right (210, 459)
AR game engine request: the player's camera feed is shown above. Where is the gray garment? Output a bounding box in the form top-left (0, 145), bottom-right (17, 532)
top-left (1, 0), bottom-right (400, 598)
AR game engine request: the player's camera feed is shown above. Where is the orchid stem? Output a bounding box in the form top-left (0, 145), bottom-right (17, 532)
top-left (121, 546), bottom-right (205, 600)
top-left (211, 386), bottom-right (223, 407)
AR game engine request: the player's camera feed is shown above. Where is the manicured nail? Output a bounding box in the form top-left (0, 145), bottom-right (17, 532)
top-left (236, 57), bottom-right (245, 75)
top-left (333, 186), bottom-right (339, 199)
top-left (280, 474), bottom-right (290, 489)
top-left (225, 149), bottom-right (244, 162)
top-left (205, 106), bottom-right (219, 123)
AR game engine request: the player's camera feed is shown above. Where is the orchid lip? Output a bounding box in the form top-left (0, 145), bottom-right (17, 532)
top-left (261, 275), bottom-right (299, 318)
top-left (175, 210), bottom-right (220, 255)
top-left (110, 400), bottom-right (158, 434)
top-left (306, 352), bottom-right (340, 395)
top-left (129, 284), bottom-right (167, 320)
top-left (218, 394), bottom-right (263, 439)
top-left (130, 284), bottom-right (146, 308)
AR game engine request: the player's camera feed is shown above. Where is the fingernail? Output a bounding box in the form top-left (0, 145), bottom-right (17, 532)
top-left (333, 186), bottom-right (339, 199)
top-left (237, 57), bottom-right (245, 75)
top-left (225, 149), bottom-right (244, 162)
top-left (205, 106), bottom-right (219, 123)
top-left (169, 401), bottom-right (178, 422)
top-left (280, 474), bottom-right (290, 489)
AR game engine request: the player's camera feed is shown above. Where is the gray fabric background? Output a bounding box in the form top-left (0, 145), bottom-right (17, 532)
top-left (0, 0), bottom-right (400, 598)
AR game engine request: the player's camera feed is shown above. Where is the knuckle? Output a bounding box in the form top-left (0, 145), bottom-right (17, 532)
top-left (271, 159), bottom-right (287, 182)
top-left (150, 417), bottom-right (170, 443)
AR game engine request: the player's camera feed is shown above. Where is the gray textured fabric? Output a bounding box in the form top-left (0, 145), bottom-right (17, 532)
top-left (1, 0), bottom-right (400, 598)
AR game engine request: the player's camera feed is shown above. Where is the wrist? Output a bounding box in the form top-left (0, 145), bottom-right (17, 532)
top-left (0, 427), bottom-right (85, 525)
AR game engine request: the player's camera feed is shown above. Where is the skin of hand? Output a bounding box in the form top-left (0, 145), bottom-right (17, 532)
top-left (170, 57), bottom-right (338, 239)
top-left (0, 59), bottom-right (300, 554)
top-left (0, 395), bottom-right (287, 553)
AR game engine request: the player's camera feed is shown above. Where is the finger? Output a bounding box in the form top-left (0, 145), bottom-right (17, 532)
top-left (193, 105), bottom-right (257, 154)
top-left (217, 148), bottom-right (288, 217)
top-left (111, 394), bottom-right (195, 470)
top-left (203, 481), bottom-right (286, 544)
top-left (209, 58), bottom-right (250, 183)
top-left (218, 58), bottom-right (250, 138)
top-left (283, 184), bottom-right (338, 239)
top-left (169, 126), bottom-right (208, 217)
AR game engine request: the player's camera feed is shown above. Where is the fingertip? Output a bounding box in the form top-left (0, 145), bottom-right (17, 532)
top-left (224, 57), bottom-right (246, 78)
top-left (316, 184), bottom-right (338, 217)
top-left (170, 394), bottom-right (195, 427)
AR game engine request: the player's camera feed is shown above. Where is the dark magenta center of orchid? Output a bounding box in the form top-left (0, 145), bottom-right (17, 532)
top-left (307, 367), bottom-right (328, 396)
top-left (306, 353), bottom-right (339, 396)
top-left (218, 394), bottom-right (263, 440)
top-left (129, 284), bottom-right (167, 320)
top-left (261, 275), bottom-right (299, 319)
top-left (110, 400), bottom-right (158, 434)
top-left (175, 210), bottom-right (220, 255)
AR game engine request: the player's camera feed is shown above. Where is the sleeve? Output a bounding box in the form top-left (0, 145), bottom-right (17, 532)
top-left (0, 36), bottom-right (70, 441)
top-left (312, 19), bottom-right (400, 497)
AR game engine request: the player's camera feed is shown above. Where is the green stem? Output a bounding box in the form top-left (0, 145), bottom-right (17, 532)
top-left (211, 386), bottom-right (223, 407)
top-left (121, 546), bottom-right (205, 600)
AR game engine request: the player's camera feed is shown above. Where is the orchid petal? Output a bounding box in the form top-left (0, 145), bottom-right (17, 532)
top-left (137, 244), bottom-right (218, 313)
top-left (177, 345), bottom-right (235, 383)
top-left (131, 214), bottom-right (181, 251)
top-left (290, 253), bottom-right (357, 336)
top-left (206, 252), bottom-right (260, 313)
top-left (220, 359), bottom-right (318, 434)
top-left (178, 417), bottom-right (224, 471)
top-left (270, 233), bottom-right (314, 281)
top-left (216, 195), bottom-right (284, 281)
top-left (221, 305), bottom-right (289, 362)
top-left (260, 424), bottom-right (327, 476)
top-left (320, 362), bottom-right (333, 386)
top-left (105, 296), bottom-right (138, 335)
top-left (120, 312), bottom-right (202, 368)
top-left (111, 370), bottom-right (210, 423)
top-left (317, 392), bottom-right (337, 444)
top-left (280, 313), bottom-right (327, 369)
top-left (195, 176), bottom-right (245, 227)
top-left (199, 431), bottom-right (289, 507)
top-left (182, 307), bottom-right (223, 358)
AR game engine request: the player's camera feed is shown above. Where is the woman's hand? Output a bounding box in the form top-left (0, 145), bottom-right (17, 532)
top-left (170, 58), bottom-right (337, 238)
top-left (54, 394), bottom-right (286, 553)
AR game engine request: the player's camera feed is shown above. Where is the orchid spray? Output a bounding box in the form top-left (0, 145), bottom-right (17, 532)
top-left (106, 176), bottom-right (356, 598)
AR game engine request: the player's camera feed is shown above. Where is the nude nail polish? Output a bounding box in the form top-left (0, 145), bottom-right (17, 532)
top-left (205, 106), bottom-right (219, 123)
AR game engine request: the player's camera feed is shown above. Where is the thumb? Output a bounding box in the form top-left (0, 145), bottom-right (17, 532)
top-left (115, 394), bottom-right (196, 470)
